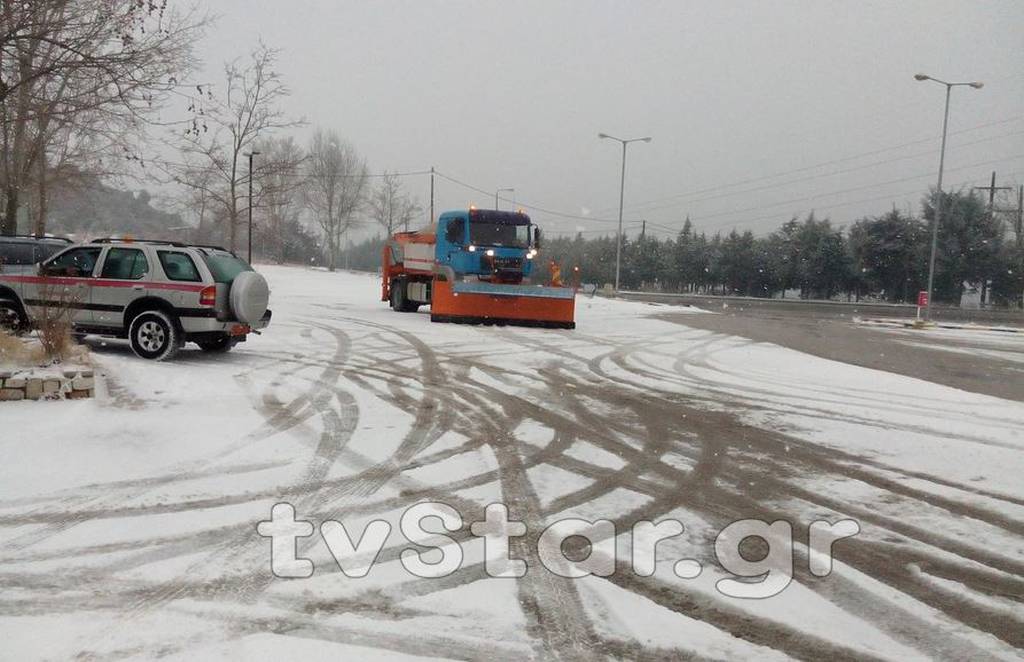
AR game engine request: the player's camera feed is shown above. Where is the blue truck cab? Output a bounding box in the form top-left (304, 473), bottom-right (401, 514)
top-left (435, 209), bottom-right (539, 283)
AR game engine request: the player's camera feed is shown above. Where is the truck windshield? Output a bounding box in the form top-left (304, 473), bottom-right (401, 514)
top-left (470, 222), bottom-right (530, 248)
top-left (202, 252), bottom-right (253, 284)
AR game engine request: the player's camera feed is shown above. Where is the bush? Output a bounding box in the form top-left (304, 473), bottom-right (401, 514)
top-left (33, 283), bottom-right (79, 363)
top-left (0, 330), bottom-right (45, 366)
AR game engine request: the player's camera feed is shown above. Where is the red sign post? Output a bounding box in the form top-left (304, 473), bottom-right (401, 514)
top-left (916, 290), bottom-right (929, 320)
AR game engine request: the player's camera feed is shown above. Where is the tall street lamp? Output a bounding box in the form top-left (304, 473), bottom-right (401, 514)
top-left (599, 132), bottom-right (651, 292)
top-left (914, 73), bottom-right (983, 320)
top-left (245, 150), bottom-right (261, 264)
top-left (495, 187), bottom-right (515, 211)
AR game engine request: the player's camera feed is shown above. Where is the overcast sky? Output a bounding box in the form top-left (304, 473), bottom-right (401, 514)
top-left (186, 0), bottom-right (1024, 239)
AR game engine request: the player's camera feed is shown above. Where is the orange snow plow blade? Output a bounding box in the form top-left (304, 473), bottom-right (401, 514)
top-left (431, 280), bottom-right (576, 329)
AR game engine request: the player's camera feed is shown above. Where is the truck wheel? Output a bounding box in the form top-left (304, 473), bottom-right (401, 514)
top-left (0, 300), bottom-right (27, 335)
top-left (390, 279), bottom-right (407, 311)
top-left (390, 280), bottom-right (421, 313)
top-left (129, 310), bottom-right (181, 361)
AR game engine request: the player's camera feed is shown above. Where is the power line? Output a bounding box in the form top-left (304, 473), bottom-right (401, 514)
top-left (147, 114), bottom-right (1024, 235)
top-left (146, 156), bottom-right (432, 180)
top-left (434, 170), bottom-right (622, 224)
top-left (692, 170), bottom-right (1024, 236)
top-left (558, 168), bottom-right (1024, 241)
top-left (583, 169), bottom-right (1023, 241)
top-left (436, 121), bottom-right (1024, 232)
top-left (567, 223), bottom-right (644, 236)
top-left (543, 153), bottom-right (1024, 236)
top-left (437, 151), bottom-right (1024, 237)
top-left (654, 153), bottom-right (1024, 233)
top-left (593, 114), bottom-right (1024, 216)
top-left (622, 129), bottom-right (1024, 217)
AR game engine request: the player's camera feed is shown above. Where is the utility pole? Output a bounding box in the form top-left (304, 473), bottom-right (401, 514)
top-left (640, 219), bottom-right (646, 241)
top-left (973, 171), bottom-right (1011, 216)
top-left (1001, 184), bottom-right (1024, 248)
top-left (971, 172), bottom-right (1013, 306)
top-left (1017, 185), bottom-right (1023, 248)
top-left (495, 187), bottom-right (514, 211)
top-left (429, 166), bottom-right (435, 226)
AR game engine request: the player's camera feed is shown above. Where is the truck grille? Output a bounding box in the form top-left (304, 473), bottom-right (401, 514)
top-left (492, 256), bottom-right (523, 271)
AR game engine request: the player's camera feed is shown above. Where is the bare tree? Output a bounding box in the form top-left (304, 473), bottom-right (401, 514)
top-left (368, 170), bottom-right (422, 235)
top-left (253, 135), bottom-right (304, 263)
top-left (168, 44), bottom-right (298, 252)
top-left (0, 0), bottom-right (205, 235)
top-left (304, 129), bottom-right (368, 271)
top-left (186, 167), bottom-right (218, 242)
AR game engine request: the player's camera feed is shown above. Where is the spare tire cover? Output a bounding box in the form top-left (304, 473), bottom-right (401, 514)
top-left (230, 271), bottom-right (270, 325)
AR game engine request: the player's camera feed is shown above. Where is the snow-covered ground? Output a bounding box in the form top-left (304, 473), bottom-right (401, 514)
top-left (1, 265), bottom-right (1022, 661)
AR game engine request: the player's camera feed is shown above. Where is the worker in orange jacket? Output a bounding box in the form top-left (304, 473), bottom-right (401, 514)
top-left (549, 260), bottom-right (563, 287)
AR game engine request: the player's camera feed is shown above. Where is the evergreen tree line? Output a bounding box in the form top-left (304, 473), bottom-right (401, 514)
top-left (340, 189), bottom-right (1023, 306)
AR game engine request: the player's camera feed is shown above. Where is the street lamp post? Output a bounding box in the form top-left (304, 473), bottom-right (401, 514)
top-left (495, 187), bottom-right (515, 211)
top-left (245, 150), bottom-right (261, 264)
top-left (914, 74), bottom-right (983, 320)
top-left (599, 133), bottom-right (651, 292)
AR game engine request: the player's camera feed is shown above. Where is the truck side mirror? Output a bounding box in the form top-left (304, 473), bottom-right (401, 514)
top-left (533, 227), bottom-right (542, 248)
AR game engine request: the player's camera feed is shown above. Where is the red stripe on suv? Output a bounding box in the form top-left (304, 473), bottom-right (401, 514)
top-left (0, 274), bottom-right (207, 293)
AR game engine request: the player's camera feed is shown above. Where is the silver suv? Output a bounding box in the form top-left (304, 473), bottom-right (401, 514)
top-left (0, 238), bottom-right (271, 360)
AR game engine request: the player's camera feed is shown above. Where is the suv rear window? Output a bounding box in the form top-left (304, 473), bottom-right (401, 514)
top-left (202, 252), bottom-right (253, 284)
top-left (0, 241), bottom-right (36, 266)
top-left (158, 251), bottom-right (202, 282)
top-left (36, 242), bottom-right (66, 262)
top-left (0, 240), bottom-right (73, 269)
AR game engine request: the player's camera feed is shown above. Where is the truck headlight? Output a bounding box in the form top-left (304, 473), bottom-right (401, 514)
top-left (486, 249), bottom-right (495, 257)
top-left (468, 245), bottom-right (477, 252)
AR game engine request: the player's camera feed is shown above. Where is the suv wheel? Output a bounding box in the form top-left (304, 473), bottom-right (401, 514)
top-left (0, 300), bottom-right (27, 335)
top-left (196, 335), bottom-right (237, 353)
top-left (129, 310), bottom-right (180, 361)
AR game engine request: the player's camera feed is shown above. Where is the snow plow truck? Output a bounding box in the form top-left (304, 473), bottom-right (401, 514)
top-left (382, 208), bottom-right (575, 328)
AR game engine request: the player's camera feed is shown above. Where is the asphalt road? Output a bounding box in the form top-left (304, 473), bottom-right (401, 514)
top-left (655, 305), bottom-right (1024, 402)
top-left (621, 291), bottom-right (1024, 325)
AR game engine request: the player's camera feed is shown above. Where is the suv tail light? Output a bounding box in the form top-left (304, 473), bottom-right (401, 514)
top-left (199, 285), bottom-right (217, 307)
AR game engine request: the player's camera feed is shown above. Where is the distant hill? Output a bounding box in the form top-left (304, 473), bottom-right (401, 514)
top-left (44, 176), bottom-right (186, 241)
